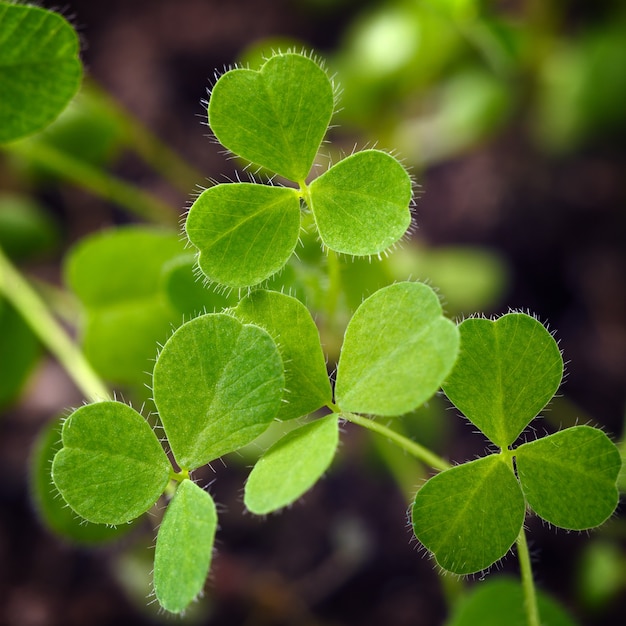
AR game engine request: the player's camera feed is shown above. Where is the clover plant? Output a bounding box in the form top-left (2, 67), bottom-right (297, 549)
top-left (413, 314), bottom-right (621, 576)
top-left (186, 52), bottom-right (413, 288)
top-left (0, 7), bottom-right (622, 624)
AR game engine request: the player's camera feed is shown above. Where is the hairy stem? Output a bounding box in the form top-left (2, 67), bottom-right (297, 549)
top-left (298, 180), bottom-right (342, 332)
top-left (0, 247), bottom-right (110, 402)
top-left (169, 468), bottom-right (190, 483)
top-left (337, 408), bottom-right (451, 472)
top-left (517, 525), bottom-right (541, 626)
top-left (5, 140), bottom-right (179, 226)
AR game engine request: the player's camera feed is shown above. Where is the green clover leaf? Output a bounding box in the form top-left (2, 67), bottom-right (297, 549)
top-left (208, 52), bottom-right (334, 182)
top-left (234, 289), bottom-right (332, 420)
top-left (153, 480), bottom-right (217, 613)
top-left (308, 149), bottom-right (413, 255)
top-left (412, 455), bottom-right (526, 575)
top-left (51, 401), bottom-right (172, 525)
top-left (412, 312), bottom-right (621, 576)
top-left (244, 414), bottom-right (339, 514)
top-left (335, 281), bottom-right (459, 416)
top-left (442, 313), bottom-right (563, 448)
top-left (189, 53), bottom-right (415, 289)
top-left (152, 313), bottom-right (285, 469)
top-left (516, 426), bottom-right (622, 530)
top-left (0, 2), bottom-right (82, 143)
top-left (186, 182), bottom-right (301, 288)
top-left (31, 417), bottom-right (135, 544)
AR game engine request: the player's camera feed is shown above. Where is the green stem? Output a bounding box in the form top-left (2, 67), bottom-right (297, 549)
top-left (169, 468), bottom-right (190, 483)
top-left (85, 80), bottom-right (205, 194)
top-left (5, 140), bottom-right (179, 226)
top-left (298, 180), bottom-right (342, 330)
top-left (164, 468), bottom-right (191, 498)
top-left (325, 248), bottom-right (341, 325)
top-left (502, 450), bottom-right (541, 626)
top-left (30, 276), bottom-right (81, 326)
top-left (0, 246), bottom-right (110, 402)
top-left (517, 525), bottom-right (541, 626)
top-left (337, 408), bottom-right (451, 472)
top-left (440, 573), bottom-right (466, 614)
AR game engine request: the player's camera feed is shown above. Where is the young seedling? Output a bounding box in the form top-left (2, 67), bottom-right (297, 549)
top-left (186, 52), bottom-right (413, 288)
top-left (49, 50), bottom-right (622, 622)
top-left (0, 10), bottom-right (620, 621)
top-left (52, 278), bottom-right (460, 611)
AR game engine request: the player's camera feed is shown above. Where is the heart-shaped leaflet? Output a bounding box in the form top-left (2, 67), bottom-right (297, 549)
top-left (152, 313), bottom-right (285, 470)
top-left (208, 52), bottom-right (334, 182)
top-left (442, 313), bottom-right (563, 448)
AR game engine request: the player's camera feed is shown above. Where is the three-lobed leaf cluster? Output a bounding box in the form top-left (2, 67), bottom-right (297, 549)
top-left (44, 46), bottom-right (622, 619)
top-left (412, 314), bottom-right (622, 575)
top-left (52, 281), bottom-right (460, 612)
top-left (186, 52), bottom-right (413, 287)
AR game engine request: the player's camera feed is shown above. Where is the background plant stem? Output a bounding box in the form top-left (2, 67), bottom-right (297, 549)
top-left (85, 80), bottom-right (205, 194)
top-left (325, 247), bottom-right (341, 326)
top-left (0, 246), bottom-right (110, 402)
top-left (4, 140), bottom-right (179, 226)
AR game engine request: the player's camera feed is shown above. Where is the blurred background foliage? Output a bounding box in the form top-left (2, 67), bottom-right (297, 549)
top-left (1, 0), bottom-right (625, 625)
top-left (326, 0), bottom-right (626, 159)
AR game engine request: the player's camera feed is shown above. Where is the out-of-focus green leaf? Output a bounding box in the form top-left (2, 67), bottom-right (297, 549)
top-left (446, 577), bottom-right (577, 626)
top-left (0, 195), bottom-right (60, 260)
top-left (0, 296), bottom-right (40, 409)
top-left (393, 69), bottom-right (511, 166)
top-left (577, 541), bottom-right (626, 610)
top-left (0, 2), bottom-right (82, 143)
top-left (64, 227), bottom-right (185, 386)
top-left (332, 2), bottom-right (462, 129)
top-left (535, 15), bottom-right (626, 152)
top-left (27, 89), bottom-right (124, 166)
top-left (161, 254), bottom-right (237, 317)
top-left (386, 244), bottom-right (508, 314)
